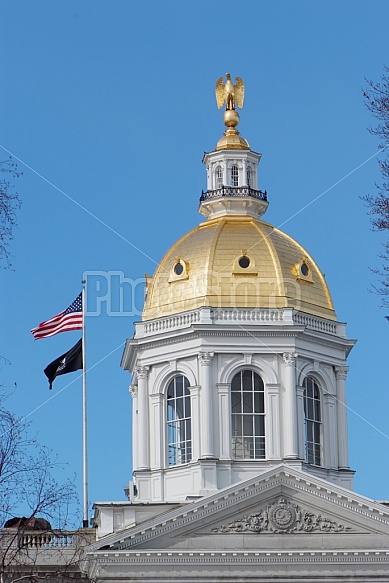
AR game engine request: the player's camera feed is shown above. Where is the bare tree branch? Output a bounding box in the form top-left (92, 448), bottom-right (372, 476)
top-left (362, 65), bottom-right (389, 303)
top-left (0, 159), bottom-right (22, 269)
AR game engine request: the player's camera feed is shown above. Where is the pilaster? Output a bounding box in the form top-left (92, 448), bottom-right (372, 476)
top-left (335, 366), bottom-right (350, 469)
top-left (217, 383), bottom-right (230, 459)
top-left (199, 352), bottom-right (215, 459)
top-left (129, 384), bottom-right (138, 472)
top-left (282, 352), bottom-right (298, 459)
top-left (266, 384), bottom-right (281, 459)
top-left (136, 366), bottom-right (150, 470)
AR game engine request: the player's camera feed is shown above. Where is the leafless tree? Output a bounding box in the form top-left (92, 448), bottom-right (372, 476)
top-left (0, 390), bottom-right (89, 583)
top-left (0, 159), bottom-right (22, 269)
top-left (363, 66), bottom-right (389, 302)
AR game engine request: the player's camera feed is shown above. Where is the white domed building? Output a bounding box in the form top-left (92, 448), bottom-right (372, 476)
top-left (84, 78), bottom-right (389, 582)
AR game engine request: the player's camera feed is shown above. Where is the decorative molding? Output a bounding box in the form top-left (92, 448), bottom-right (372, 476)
top-left (136, 365), bottom-right (149, 379)
top-left (94, 468), bottom-right (389, 552)
top-left (89, 549), bottom-right (389, 567)
top-left (212, 497), bottom-right (354, 534)
top-left (129, 384), bottom-right (138, 396)
top-left (335, 366), bottom-right (349, 380)
top-left (282, 352), bottom-right (298, 366)
top-left (198, 352), bottom-right (214, 366)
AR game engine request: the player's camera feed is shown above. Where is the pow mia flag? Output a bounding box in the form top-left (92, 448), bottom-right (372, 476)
top-left (44, 339), bottom-right (82, 390)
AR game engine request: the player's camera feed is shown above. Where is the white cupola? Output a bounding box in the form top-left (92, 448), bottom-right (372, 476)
top-left (121, 74), bottom-right (355, 505)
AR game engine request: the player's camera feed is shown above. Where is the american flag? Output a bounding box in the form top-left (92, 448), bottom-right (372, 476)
top-left (31, 293), bottom-right (83, 339)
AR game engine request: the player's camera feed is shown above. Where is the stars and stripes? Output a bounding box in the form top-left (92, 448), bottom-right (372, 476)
top-left (31, 293), bottom-right (83, 339)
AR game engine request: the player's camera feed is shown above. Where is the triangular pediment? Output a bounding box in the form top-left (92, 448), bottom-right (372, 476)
top-left (89, 465), bottom-right (389, 553)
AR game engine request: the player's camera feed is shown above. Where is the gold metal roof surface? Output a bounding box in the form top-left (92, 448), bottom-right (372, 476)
top-left (142, 216), bottom-right (336, 321)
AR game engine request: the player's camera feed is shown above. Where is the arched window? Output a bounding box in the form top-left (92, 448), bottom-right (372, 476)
top-left (247, 166), bottom-right (252, 186)
top-left (216, 165), bottom-right (223, 188)
top-left (231, 165), bottom-right (239, 187)
top-left (231, 370), bottom-right (265, 459)
top-left (167, 375), bottom-right (191, 466)
top-left (303, 376), bottom-right (321, 465)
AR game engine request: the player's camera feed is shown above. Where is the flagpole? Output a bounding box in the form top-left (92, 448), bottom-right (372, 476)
top-left (81, 281), bottom-right (89, 528)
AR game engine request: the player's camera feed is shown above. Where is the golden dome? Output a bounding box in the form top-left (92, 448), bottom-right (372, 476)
top-left (142, 215), bottom-right (336, 322)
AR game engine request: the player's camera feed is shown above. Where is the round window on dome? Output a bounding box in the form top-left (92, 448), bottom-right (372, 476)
top-left (174, 262), bottom-right (184, 276)
top-left (301, 263), bottom-right (309, 277)
top-left (238, 256), bottom-right (250, 269)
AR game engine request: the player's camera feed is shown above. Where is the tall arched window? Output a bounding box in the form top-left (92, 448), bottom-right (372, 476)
top-left (303, 376), bottom-right (321, 466)
top-left (167, 375), bottom-right (191, 466)
top-left (231, 370), bottom-right (265, 459)
top-left (247, 166), bottom-right (252, 186)
top-left (231, 165), bottom-right (239, 187)
top-left (216, 165), bottom-right (223, 188)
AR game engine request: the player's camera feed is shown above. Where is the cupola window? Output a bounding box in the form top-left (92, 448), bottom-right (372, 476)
top-left (231, 370), bottom-right (265, 459)
top-left (231, 165), bottom-right (239, 187)
top-left (167, 375), bottom-right (192, 466)
top-left (303, 376), bottom-right (321, 466)
top-left (216, 165), bottom-right (223, 188)
top-left (247, 166), bottom-right (252, 186)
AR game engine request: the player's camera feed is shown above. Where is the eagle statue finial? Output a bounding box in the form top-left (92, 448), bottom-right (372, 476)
top-left (215, 73), bottom-right (245, 111)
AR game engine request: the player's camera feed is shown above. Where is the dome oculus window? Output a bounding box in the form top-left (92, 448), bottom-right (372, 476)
top-left (174, 262), bottom-right (184, 276)
top-left (238, 256), bottom-right (250, 269)
top-left (300, 263), bottom-right (309, 277)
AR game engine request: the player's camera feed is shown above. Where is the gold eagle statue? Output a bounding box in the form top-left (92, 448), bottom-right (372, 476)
top-left (215, 73), bottom-right (245, 111)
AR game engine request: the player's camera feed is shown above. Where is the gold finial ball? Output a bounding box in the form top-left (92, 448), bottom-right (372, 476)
top-left (224, 109), bottom-right (240, 128)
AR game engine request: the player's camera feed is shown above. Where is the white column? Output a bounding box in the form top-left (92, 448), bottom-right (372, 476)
top-left (199, 352), bottom-right (215, 459)
top-left (267, 384), bottom-right (281, 459)
top-left (136, 365), bottom-right (150, 470)
top-left (190, 385), bottom-right (201, 461)
top-left (335, 366), bottom-right (350, 469)
top-left (217, 383), bottom-right (230, 459)
top-left (282, 352), bottom-right (298, 459)
top-left (242, 159), bottom-right (247, 186)
top-left (150, 393), bottom-right (163, 469)
top-left (129, 384), bottom-right (138, 471)
top-left (323, 392), bottom-right (337, 469)
top-left (222, 162), bottom-right (228, 187)
top-left (296, 384), bottom-right (305, 460)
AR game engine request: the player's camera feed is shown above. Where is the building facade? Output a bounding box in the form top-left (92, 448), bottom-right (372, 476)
top-left (83, 77), bottom-right (389, 581)
top-left (4, 76), bottom-right (389, 583)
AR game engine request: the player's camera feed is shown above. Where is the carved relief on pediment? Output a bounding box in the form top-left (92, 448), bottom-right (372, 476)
top-left (212, 497), bottom-right (354, 534)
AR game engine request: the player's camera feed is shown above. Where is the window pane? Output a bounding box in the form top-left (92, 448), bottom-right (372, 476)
top-left (254, 437), bottom-right (265, 458)
top-left (175, 376), bottom-right (183, 398)
top-left (231, 414), bottom-right (242, 437)
top-left (231, 370), bottom-right (265, 459)
top-left (243, 392), bottom-right (253, 413)
top-left (231, 392), bottom-right (241, 413)
top-left (167, 375), bottom-right (191, 467)
top-left (303, 377), bottom-right (321, 466)
top-left (243, 415), bottom-right (253, 436)
top-left (254, 415), bottom-right (265, 437)
top-left (242, 370), bottom-right (252, 391)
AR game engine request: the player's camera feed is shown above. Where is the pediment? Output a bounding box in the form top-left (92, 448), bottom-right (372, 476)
top-left (90, 465), bottom-right (389, 553)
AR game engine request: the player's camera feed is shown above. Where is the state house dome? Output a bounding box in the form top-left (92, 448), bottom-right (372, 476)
top-left (142, 80), bottom-right (336, 323)
top-left (142, 215), bottom-right (336, 322)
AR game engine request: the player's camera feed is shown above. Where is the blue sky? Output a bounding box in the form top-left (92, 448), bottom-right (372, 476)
top-left (1, 1), bottom-right (389, 521)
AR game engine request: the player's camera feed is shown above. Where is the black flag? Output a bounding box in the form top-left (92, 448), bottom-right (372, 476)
top-left (44, 339), bottom-right (82, 390)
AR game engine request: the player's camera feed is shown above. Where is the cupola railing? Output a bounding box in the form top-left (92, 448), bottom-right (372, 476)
top-left (199, 186), bottom-right (268, 203)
